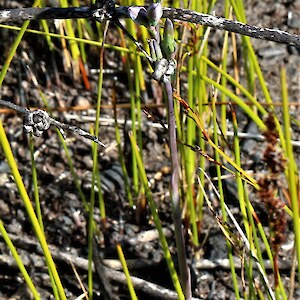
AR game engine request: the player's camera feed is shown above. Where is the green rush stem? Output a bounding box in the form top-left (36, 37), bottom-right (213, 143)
top-left (186, 54), bottom-right (198, 246)
top-left (281, 67), bottom-right (300, 283)
top-left (116, 244), bottom-right (138, 300)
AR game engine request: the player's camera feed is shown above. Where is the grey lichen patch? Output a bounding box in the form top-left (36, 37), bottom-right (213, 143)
top-left (203, 15), bottom-right (225, 27)
top-left (182, 13), bottom-right (192, 20)
top-left (0, 10), bottom-right (11, 20)
top-left (267, 28), bottom-right (286, 35)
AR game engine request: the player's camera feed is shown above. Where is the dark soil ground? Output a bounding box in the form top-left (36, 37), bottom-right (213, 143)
top-left (0, 0), bottom-right (300, 299)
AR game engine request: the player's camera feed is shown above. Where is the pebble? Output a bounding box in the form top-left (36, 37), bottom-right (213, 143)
top-left (287, 11), bottom-right (300, 29)
top-left (258, 46), bottom-right (286, 58)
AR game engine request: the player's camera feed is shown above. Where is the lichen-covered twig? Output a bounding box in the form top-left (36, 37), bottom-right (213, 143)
top-left (0, 5), bottom-right (299, 48)
top-left (0, 99), bottom-right (105, 147)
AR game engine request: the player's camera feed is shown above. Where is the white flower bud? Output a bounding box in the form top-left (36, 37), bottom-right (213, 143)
top-left (147, 2), bottom-right (163, 27)
top-left (128, 6), bottom-right (148, 26)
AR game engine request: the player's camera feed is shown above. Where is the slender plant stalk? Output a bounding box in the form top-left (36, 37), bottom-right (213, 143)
top-left (195, 33), bottom-right (209, 225)
top-left (165, 81), bottom-right (192, 299)
top-left (88, 140), bottom-right (96, 300)
top-left (220, 0), bottom-right (229, 136)
top-left (185, 0), bottom-right (199, 249)
top-left (231, 108), bottom-right (250, 238)
top-left (134, 0), bottom-right (148, 156)
top-left (72, 0), bottom-right (87, 63)
top-left (231, 106), bottom-right (257, 298)
top-left (58, 130), bottom-right (88, 209)
top-left (134, 55), bottom-right (144, 155)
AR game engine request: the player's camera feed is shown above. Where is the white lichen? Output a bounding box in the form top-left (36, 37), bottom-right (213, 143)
top-left (0, 10), bottom-right (11, 19)
top-left (204, 15), bottom-right (224, 27)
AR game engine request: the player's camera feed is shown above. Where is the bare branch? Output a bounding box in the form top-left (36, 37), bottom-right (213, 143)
top-left (163, 7), bottom-right (300, 48)
top-left (0, 6), bottom-right (299, 48)
top-left (0, 6), bottom-right (92, 22)
top-left (0, 99), bottom-right (105, 147)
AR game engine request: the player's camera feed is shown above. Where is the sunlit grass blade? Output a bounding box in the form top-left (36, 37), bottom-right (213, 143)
top-left (29, 136), bottom-right (44, 231)
top-left (200, 56), bottom-right (267, 116)
top-left (72, 0), bottom-right (87, 63)
top-left (281, 67), bottom-right (300, 282)
top-left (184, 51), bottom-right (198, 246)
top-left (116, 244), bottom-right (138, 300)
top-left (0, 24), bottom-right (148, 57)
top-left (200, 75), bottom-right (266, 130)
